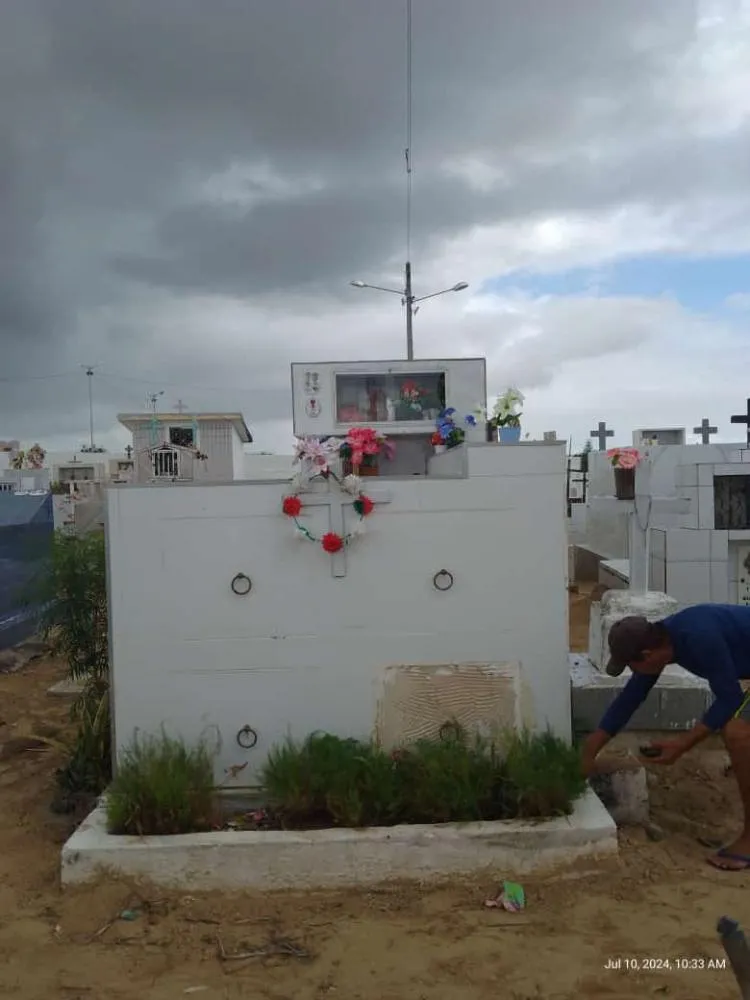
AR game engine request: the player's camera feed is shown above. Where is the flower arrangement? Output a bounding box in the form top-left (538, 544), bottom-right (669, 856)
top-left (293, 436), bottom-right (341, 476)
top-left (431, 408), bottom-right (477, 451)
top-left (26, 444), bottom-right (45, 468)
top-left (606, 447), bottom-right (642, 470)
top-left (9, 444), bottom-right (46, 471)
top-left (399, 380), bottom-right (424, 410)
top-left (339, 427), bottom-right (395, 473)
top-left (489, 388), bottom-right (524, 429)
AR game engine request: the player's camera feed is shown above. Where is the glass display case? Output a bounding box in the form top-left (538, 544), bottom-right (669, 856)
top-left (335, 372), bottom-right (446, 425)
top-left (290, 358), bottom-right (487, 440)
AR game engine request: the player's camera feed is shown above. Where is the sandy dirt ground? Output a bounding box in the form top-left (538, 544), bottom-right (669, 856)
top-left (0, 594), bottom-right (747, 1000)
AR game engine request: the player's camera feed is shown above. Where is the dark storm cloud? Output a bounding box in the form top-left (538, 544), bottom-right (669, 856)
top-left (0, 0), bottom-right (740, 445)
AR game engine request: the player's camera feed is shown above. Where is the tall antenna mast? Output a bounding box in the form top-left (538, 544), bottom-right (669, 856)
top-left (404, 0), bottom-right (414, 359)
top-left (348, 0), bottom-right (468, 354)
top-left (405, 0), bottom-right (413, 265)
top-left (81, 364), bottom-right (99, 451)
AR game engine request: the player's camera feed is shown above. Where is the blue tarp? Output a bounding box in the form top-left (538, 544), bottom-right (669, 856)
top-left (0, 493), bottom-right (53, 649)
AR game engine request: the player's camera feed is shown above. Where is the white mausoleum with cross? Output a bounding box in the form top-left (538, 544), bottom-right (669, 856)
top-left (587, 443), bottom-right (750, 671)
top-left (105, 356), bottom-right (572, 785)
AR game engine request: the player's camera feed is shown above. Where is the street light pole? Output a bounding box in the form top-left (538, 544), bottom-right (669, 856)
top-left (350, 269), bottom-right (468, 359)
top-left (405, 260), bottom-right (414, 360)
top-left (82, 364), bottom-right (97, 451)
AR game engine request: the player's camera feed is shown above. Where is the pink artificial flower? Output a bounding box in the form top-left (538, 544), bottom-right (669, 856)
top-left (294, 436), bottom-right (339, 472)
top-left (343, 427), bottom-right (396, 466)
top-left (606, 447), bottom-right (641, 470)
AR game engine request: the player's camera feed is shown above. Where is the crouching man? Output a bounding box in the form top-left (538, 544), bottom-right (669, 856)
top-left (581, 603), bottom-right (750, 871)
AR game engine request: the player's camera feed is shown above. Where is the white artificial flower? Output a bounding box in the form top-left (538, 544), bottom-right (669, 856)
top-left (341, 474), bottom-right (362, 495)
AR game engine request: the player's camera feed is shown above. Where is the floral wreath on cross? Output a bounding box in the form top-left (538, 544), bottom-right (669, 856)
top-left (281, 475), bottom-right (374, 553)
top-left (281, 438), bottom-right (376, 555)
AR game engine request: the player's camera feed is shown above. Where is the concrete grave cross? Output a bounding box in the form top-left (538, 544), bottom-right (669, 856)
top-left (590, 421), bottom-right (614, 452)
top-left (301, 483), bottom-right (392, 578)
top-left (693, 418), bottom-right (717, 444)
top-left (731, 399), bottom-right (750, 446)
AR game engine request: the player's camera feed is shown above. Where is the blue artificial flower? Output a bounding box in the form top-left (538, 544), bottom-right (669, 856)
top-left (438, 423), bottom-right (452, 441)
top-left (464, 414), bottom-right (476, 427)
top-left (443, 407), bottom-right (456, 417)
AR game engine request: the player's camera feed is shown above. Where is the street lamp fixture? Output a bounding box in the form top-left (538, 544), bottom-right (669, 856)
top-left (350, 262), bottom-right (468, 360)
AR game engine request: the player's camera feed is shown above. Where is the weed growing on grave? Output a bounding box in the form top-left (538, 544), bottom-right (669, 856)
top-left (106, 731), bottom-right (216, 836)
top-left (503, 728), bottom-right (587, 818)
top-left (23, 530), bottom-right (113, 807)
top-left (261, 725), bottom-right (584, 829)
top-left (261, 733), bottom-right (403, 828)
top-left (29, 530), bottom-right (108, 681)
top-left (56, 677), bottom-right (111, 799)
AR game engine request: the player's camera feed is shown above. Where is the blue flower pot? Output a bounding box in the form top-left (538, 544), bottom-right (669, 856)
top-left (498, 426), bottom-right (521, 444)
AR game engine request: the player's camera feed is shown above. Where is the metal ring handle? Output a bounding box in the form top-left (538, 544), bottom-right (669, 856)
top-left (231, 573), bottom-right (252, 596)
top-left (439, 720), bottom-right (462, 742)
top-left (236, 726), bottom-right (258, 749)
top-left (432, 569), bottom-right (454, 591)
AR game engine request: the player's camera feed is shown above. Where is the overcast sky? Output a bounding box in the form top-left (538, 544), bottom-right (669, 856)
top-left (1, 0), bottom-right (750, 455)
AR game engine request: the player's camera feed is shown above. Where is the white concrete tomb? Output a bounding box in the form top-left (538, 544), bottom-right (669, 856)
top-left (106, 440), bottom-right (570, 787)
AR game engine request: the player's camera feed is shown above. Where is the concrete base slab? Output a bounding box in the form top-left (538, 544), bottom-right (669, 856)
top-left (571, 653), bottom-right (711, 732)
top-left (61, 789), bottom-right (617, 891)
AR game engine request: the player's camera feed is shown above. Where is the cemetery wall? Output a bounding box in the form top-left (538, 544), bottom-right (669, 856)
top-left (106, 443), bottom-right (570, 783)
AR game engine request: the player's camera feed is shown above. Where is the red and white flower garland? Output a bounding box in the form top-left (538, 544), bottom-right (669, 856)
top-left (281, 474), bottom-right (375, 554)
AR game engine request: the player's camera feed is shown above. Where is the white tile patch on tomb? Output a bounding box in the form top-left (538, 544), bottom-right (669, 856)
top-left (104, 358), bottom-right (571, 788)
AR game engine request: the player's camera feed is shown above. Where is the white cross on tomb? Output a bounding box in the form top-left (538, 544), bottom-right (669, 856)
top-left (301, 483), bottom-right (392, 577)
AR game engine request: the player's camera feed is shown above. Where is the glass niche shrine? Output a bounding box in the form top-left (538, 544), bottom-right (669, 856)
top-left (291, 358), bottom-right (487, 477)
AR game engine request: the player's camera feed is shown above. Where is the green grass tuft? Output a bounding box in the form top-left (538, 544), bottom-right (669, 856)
top-left (503, 728), bottom-right (588, 818)
top-left (106, 731), bottom-right (215, 836)
top-left (261, 725), bottom-right (585, 829)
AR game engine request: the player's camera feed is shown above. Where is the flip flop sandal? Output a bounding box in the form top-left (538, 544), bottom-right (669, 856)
top-left (707, 848), bottom-right (750, 871)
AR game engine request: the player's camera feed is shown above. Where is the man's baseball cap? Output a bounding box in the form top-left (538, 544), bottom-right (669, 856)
top-left (605, 616), bottom-right (655, 676)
